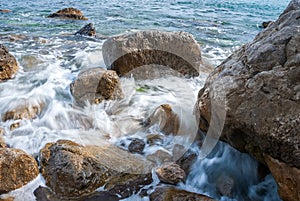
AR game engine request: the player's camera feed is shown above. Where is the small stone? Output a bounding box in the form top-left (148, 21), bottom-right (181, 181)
top-left (128, 138), bottom-right (145, 154)
top-left (146, 134), bottom-right (164, 146)
top-left (155, 163), bottom-right (186, 185)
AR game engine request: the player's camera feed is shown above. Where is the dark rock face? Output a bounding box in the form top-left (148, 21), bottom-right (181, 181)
top-left (195, 1), bottom-right (300, 200)
top-left (0, 44), bottom-right (18, 81)
top-left (149, 187), bottom-right (216, 201)
top-left (39, 140), bottom-right (154, 199)
top-left (102, 31), bottom-right (213, 78)
top-left (70, 68), bottom-right (124, 106)
top-left (128, 138), bottom-right (145, 154)
top-left (261, 21), bottom-right (273, 28)
top-left (75, 23), bottom-right (96, 37)
top-left (0, 148), bottom-right (39, 193)
top-left (48, 8), bottom-right (88, 20)
top-left (155, 163), bottom-right (186, 185)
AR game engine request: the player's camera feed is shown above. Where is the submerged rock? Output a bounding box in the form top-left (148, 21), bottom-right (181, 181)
top-left (0, 10), bottom-right (11, 13)
top-left (195, 1), bottom-right (300, 200)
top-left (70, 68), bottom-right (124, 106)
top-left (150, 187), bottom-right (216, 201)
top-left (0, 148), bottom-right (39, 193)
top-left (155, 163), bottom-right (186, 185)
top-left (0, 44), bottom-right (18, 81)
top-left (102, 30), bottom-right (212, 78)
top-left (48, 7), bottom-right (88, 20)
top-left (39, 140), bottom-right (154, 198)
top-left (75, 23), bottom-right (96, 37)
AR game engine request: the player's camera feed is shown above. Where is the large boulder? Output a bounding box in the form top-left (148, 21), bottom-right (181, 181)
top-left (39, 140), bottom-right (154, 199)
top-left (195, 1), bottom-right (300, 200)
top-left (0, 44), bottom-right (18, 81)
top-left (70, 68), bottom-right (124, 106)
top-left (102, 30), bottom-right (212, 78)
top-left (48, 8), bottom-right (88, 20)
top-left (0, 148), bottom-right (39, 193)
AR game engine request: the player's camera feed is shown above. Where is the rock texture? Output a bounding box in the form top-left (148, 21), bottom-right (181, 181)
top-left (0, 148), bottom-right (39, 193)
top-left (70, 68), bottom-right (124, 106)
top-left (48, 8), bottom-right (88, 20)
top-left (128, 138), bottom-right (145, 154)
top-left (196, 1), bottom-right (300, 200)
top-left (39, 140), bottom-right (154, 199)
top-left (102, 30), bottom-right (212, 77)
top-left (75, 23), bottom-right (96, 36)
top-left (0, 44), bottom-right (18, 81)
top-left (155, 163), bottom-right (186, 185)
top-left (150, 187), bottom-right (216, 201)
top-left (0, 128), bottom-right (6, 148)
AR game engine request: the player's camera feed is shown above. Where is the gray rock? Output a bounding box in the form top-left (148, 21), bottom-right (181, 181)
top-left (102, 30), bottom-right (213, 78)
top-left (75, 23), bottom-right (96, 37)
top-left (128, 138), bottom-right (145, 154)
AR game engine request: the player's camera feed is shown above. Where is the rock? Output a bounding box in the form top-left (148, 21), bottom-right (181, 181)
top-left (70, 68), bottom-right (124, 106)
top-left (216, 174), bottom-right (235, 197)
top-left (48, 7), bottom-right (88, 20)
top-left (0, 148), bottom-right (39, 193)
top-left (33, 186), bottom-right (120, 201)
top-left (155, 163), bottom-right (186, 185)
top-left (2, 101), bottom-right (44, 122)
top-left (149, 187), bottom-right (216, 201)
top-left (147, 150), bottom-right (173, 165)
top-left (145, 104), bottom-right (180, 135)
top-left (40, 140), bottom-right (154, 198)
top-left (0, 44), bottom-right (18, 81)
top-left (75, 23), bottom-right (96, 37)
top-left (102, 30), bottom-right (212, 78)
top-left (146, 134), bottom-right (164, 146)
top-left (195, 1), bottom-right (300, 200)
top-left (0, 197), bottom-right (14, 201)
top-left (264, 154), bottom-right (300, 201)
top-left (128, 138), bottom-right (145, 154)
top-left (0, 128), bottom-right (6, 148)
top-left (0, 10), bottom-right (11, 13)
top-left (175, 150), bottom-right (197, 174)
top-left (261, 21), bottom-right (273, 28)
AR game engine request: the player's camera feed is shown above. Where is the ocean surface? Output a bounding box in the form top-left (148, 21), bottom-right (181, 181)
top-left (0, 0), bottom-right (290, 201)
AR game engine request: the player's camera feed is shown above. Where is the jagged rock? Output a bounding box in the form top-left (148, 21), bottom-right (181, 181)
top-left (75, 23), bottom-right (96, 37)
top-left (0, 44), bottom-right (18, 81)
top-left (155, 163), bottom-right (186, 185)
top-left (149, 187), bottom-right (216, 201)
top-left (48, 8), bottom-right (88, 20)
top-left (128, 138), bottom-right (145, 154)
top-left (0, 148), bottom-right (39, 193)
top-left (39, 140), bottom-right (154, 199)
top-left (102, 30), bottom-right (213, 78)
top-left (261, 21), bottom-right (273, 28)
top-left (195, 1), bottom-right (300, 200)
top-left (70, 68), bottom-right (124, 106)
top-left (145, 104), bottom-right (180, 135)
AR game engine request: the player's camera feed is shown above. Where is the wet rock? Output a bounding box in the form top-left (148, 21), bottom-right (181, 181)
top-left (0, 10), bottom-right (11, 13)
top-left (150, 187), bottom-right (216, 201)
top-left (0, 44), bottom-right (18, 81)
top-left (19, 54), bottom-right (45, 71)
top-left (264, 154), bottom-right (300, 201)
top-left (146, 134), bottom-right (164, 146)
top-left (102, 30), bottom-right (213, 78)
top-left (2, 101), bottom-right (44, 121)
top-left (128, 138), bottom-right (145, 154)
top-left (75, 23), bottom-right (96, 37)
top-left (145, 104), bottom-right (180, 135)
top-left (70, 68), bottom-right (124, 106)
top-left (175, 150), bottom-right (197, 174)
top-left (40, 140), bottom-right (154, 198)
top-left (147, 150), bottom-right (172, 165)
top-left (0, 148), bottom-right (39, 193)
top-left (195, 1), bottom-right (300, 200)
top-left (0, 197), bottom-right (14, 201)
top-left (216, 174), bottom-right (235, 197)
top-left (155, 163), bottom-right (186, 185)
top-left (0, 128), bottom-right (6, 148)
top-left (48, 7), bottom-right (88, 20)
top-left (261, 21), bottom-right (273, 28)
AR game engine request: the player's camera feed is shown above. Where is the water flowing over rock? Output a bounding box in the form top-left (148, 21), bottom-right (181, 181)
top-left (0, 148), bottom-right (39, 193)
top-left (70, 68), bottom-right (124, 106)
top-left (195, 1), bottom-right (300, 200)
top-left (75, 23), bottom-right (96, 37)
top-left (150, 187), bottom-right (216, 201)
top-left (102, 30), bottom-right (212, 78)
top-left (0, 44), bottom-right (18, 81)
top-left (155, 163), bottom-right (186, 185)
top-left (48, 8), bottom-right (88, 20)
top-left (39, 140), bottom-right (154, 199)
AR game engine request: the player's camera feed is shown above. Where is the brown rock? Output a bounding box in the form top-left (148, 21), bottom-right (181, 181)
top-left (70, 68), bottom-right (124, 106)
top-left (0, 44), bottom-right (18, 81)
top-left (146, 134), bottom-right (164, 146)
top-left (128, 138), bottom-right (145, 154)
top-left (0, 10), bottom-right (11, 13)
top-left (147, 150), bottom-right (173, 165)
top-left (75, 23), bottom-right (96, 37)
top-left (0, 197), bottom-right (14, 201)
top-left (145, 104), bottom-right (180, 135)
top-left (102, 30), bottom-right (213, 78)
top-left (150, 187), bottom-right (216, 201)
top-left (264, 154), bottom-right (300, 201)
top-left (0, 128), bottom-right (6, 148)
top-left (155, 163), bottom-right (186, 185)
top-left (48, 8), bottom-right (88, 20)
top-left (0, 148), bottom-right (39, 193)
